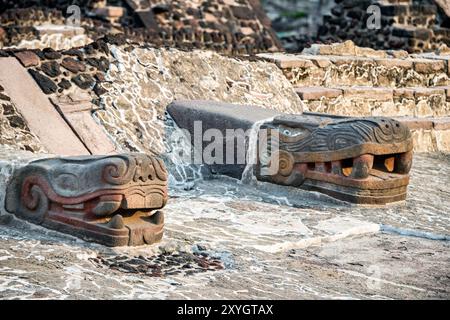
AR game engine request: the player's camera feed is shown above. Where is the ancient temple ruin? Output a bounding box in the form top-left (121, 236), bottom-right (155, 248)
top-left (0, 0), bottom-right (448, 300)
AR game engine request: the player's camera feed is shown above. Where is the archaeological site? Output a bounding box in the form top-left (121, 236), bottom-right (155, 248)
top-left (0, 0), bottom-right (448, 302)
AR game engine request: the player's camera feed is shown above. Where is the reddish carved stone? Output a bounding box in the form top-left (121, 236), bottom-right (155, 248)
top-left (14, 51), bottom-right (40, 67)
top-left (5, 153), bottom-right (168, 246)
top-left (168, 100), bottom-right (413, 205)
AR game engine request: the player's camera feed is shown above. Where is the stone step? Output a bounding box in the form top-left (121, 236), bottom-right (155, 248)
top-left (392, 24), bottom-right (434, 40)
top-left (395, 116), bottom-right (450, 153)
top-left (395, 116), bottom-right (450, 131)
top-left (296, 86), bottom-right (450, 118)
top-left (258, 50), bottom-right (450, 88)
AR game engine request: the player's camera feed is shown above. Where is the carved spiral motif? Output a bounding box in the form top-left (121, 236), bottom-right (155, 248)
top-left (103, 156), bottom-right (135, 185)
top-left (273, 150), bottom-right (295, 177)
top-left (373, 118), bottom-right (410, 144)
top-left (21, 184), bottom-right (48, 223)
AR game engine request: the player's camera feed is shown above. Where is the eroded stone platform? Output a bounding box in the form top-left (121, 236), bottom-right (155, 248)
top-left (0, 152), bottom-right (448, 299)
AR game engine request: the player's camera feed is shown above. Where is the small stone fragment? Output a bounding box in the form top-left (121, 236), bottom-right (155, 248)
top-left (58, 79), bottom-right (72, 90)
top-left (28, 69), bottom-right (57, 94)
top-left (41, 61), bottom-right (61, 77)
top-left (72, 73), bottom-right (95, 89)
top-left (43, 48), bottom-right (62, 60)
top-left (61, 57), bottom-right (86, 73)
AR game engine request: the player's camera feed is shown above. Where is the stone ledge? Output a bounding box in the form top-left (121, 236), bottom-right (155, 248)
top-left (413, 59), bottom-right (446, 73)
top-left (342, 86), bottom-right (394, 101)
top-left (395, 117), bottom-right (450, 131)
top-left (297, 85), bottom-right (448, 102)
top-left (260, 52), bottom-right (448, 74)
top-left (257, 53), bottom-right (315, 69)
top-left (295, 87), bottom-right (343, 100)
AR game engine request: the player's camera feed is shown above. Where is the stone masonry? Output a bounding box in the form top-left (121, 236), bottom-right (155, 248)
top-left (0, 0), bottom-right (283, 55)
top-left (317, 0), bottom-right (450, 54)
top-left (259, 40), bottom-right (450, 152)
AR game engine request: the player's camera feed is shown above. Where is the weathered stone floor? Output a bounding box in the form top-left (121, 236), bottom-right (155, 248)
top-left (0, 153), bottom-right (449, 299)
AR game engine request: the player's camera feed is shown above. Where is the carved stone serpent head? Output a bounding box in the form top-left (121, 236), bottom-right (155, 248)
top-left (5, 153), bottom-right (168, 246)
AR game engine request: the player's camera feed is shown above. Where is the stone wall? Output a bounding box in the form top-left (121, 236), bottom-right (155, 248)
top-left (258, 40), bottom-right (450, 153)
top-left (0, 88), bottom-right (45, 152)
top-left (317, 0), bottom-right (450, 54)
top-left (0, 0), bottom-right (282, 55)
top-left (262, 0), bottom-right (450, 53)
top-left (0, 34), bottom-right (302, 156)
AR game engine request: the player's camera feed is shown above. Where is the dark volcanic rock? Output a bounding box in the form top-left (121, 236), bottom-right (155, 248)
top-left (2, 104), bottom-right (14, 115)
top-left (103, 33), bottom-right (127, 46)
top-left (41, 61), bottom-right (61, 77)
top-left (94, 72), bottom-right (106, 82)
top-left (231, 5), bottom-right (255, 20)
top-left (61, 57), bottom-right (86, 73)
top-left (29, 69), bottom-right (57, 94)
top-left (0, 92), bottom-right (11, 101)
top-left (8, 115), bottom-right (26, 129)
top-left (72, 74), bottom-right (95, 89)
top-left (62, 49), bottom-right (84, 59)
top-left (86, 57), bottom-right (110, 72)
top-left (58, 78), bottom-right (72, 90)
top-left (93, 83), bottom-right (107, 96)
top-left (43, 48), bottom-right (62, 60)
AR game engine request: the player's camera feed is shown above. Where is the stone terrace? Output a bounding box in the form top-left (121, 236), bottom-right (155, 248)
top-left (258, 40), bottom-right (450, 152)
top-left (0, 0), bottom-right (282, 54)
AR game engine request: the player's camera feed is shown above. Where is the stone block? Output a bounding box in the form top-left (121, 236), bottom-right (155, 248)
top-left (433, 118), bottom-right (450, 130)
top-left (413, 59), bottom-right (446, 73)
top-left (393, 88), bottom-right (415, 99)
top-left (415, 100), bottom-right (434, 117)
top-left (435, 130), bottom-right (450, 152)
top-left (343, 87), bottom-right (393, 101)
top-left (376, 58), bottom-right (413, 69)
top-left (14, 51), bottom-right (40, 67)
top-left (414, 88), bottom-right (446, 98)
top-left (355, 47), bottom-right (388, 59)
top-left (295, 87), bottom-right (343, 100)
top-left (257, 53), bottom-right (314, 69)
top-left (396, 117), bottom-right (433, 130)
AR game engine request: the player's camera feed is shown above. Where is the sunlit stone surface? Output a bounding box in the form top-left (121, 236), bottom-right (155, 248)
top-left (0, 150), bottom-right (448, 299)
top-left (94, 46), bottom-right (303, 155)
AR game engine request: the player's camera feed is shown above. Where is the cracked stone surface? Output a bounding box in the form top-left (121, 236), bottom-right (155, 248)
top-left (0, 150), bottom-right (448, 299)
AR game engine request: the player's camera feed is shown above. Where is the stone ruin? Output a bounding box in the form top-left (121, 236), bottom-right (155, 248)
top-left (317, 0), bottom-right (450, 54)
top-left (0, 0), bottom-right (282, 54)
top-left (0, 1), bottom-right (449, 300)
top-left (266, 0), bottom-right (450, 54)
top-left (0, 0), bottom-right (449, 246)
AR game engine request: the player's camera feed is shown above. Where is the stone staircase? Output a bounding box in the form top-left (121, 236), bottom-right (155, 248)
top-left (258, 41), bottom-right (450, 152)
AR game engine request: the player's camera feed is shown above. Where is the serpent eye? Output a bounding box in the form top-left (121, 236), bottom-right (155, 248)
top-left (54, 173), bottom-right (79, 191)
top-left (283, 129), bottom-right (291, 135)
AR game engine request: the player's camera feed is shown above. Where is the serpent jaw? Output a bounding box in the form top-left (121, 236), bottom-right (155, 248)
top-left (5, 153), bottom-right (168, 246)
top-left (167, 100), bottom-right (413, 205)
